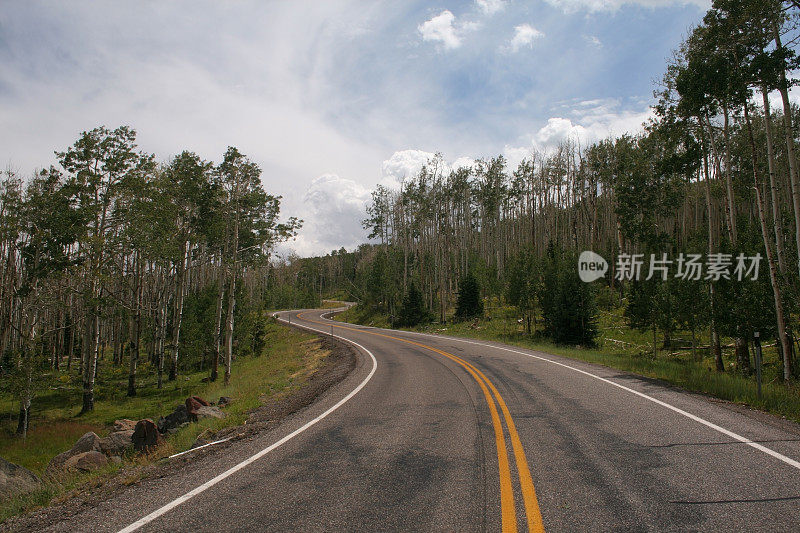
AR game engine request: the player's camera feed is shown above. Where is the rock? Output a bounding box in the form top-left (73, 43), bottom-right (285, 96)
top-left (112, 419), bottom-right (137, 432)
top-left (132, 419), bottom-right (164, 452)
top-left (45, 432), bottom-right (102, 476)
top-left (73, 432), bottom-right (102, 454)
top-left (157, 404), bottom-right (189, 433)
top-left (185, 396), bottom-right (210, 419)
top-left (64, 451), bottom-right (108, 472)
top-left (99, 430), bottom-right (134, 456)
top-left (216, 396), bottom-right (233, 408)
top-left (194, 405), bottom-right (226, 421)
top-left (109, 456), bottom-right (122, 465)
top-left (0, 457), bottom-right (40, 499)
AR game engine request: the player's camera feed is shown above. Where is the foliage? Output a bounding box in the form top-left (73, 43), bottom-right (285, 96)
top-left (455, 272), bottom-right (484, 321)
top-left (397, 283), bottom-right (431, 327)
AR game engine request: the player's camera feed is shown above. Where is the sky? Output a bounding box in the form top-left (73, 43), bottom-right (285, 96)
top-left (0, 0), bottom-right (711, 257)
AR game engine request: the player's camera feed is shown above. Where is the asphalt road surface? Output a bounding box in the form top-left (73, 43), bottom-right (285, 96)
top-left (18, 308), bottom-right (800, 532)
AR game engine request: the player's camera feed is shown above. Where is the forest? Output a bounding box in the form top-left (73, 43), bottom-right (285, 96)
top-left (279, 0), bottom-right (800, 387)
top-left (2, 0), bottom-right (800, 446)
top-left (0, 126), bottom-right (301, 438)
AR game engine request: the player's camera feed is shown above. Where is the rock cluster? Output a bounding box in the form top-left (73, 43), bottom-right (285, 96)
top-left (40, 395), bottom-right (232, 482)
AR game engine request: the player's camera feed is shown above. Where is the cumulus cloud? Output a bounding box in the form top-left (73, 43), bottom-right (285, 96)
top-left (291, 173), bottom-right (372, 256)
top-left (419, 11), bottom-right (461, 49)
top-left (503, 145), bottom-right (535, 171)
top-left (418, 10), bottom-right (480, 50)
top-left (507, 24), bottom-right (544, 52)
top-left (476, 0), bottom-right (507, 15)
top-left (380, 149), bottom-right (438, 187)
top-left (504, 98), bottom-right (653, 157)
top-left (536, 117), bottom-right (592, 146)
top-left (451, 156), bottom-right (477, 170)
top-left (543, 0), bottom-right (709, 13)
top-left (379, 150), bottom-right (478, 189)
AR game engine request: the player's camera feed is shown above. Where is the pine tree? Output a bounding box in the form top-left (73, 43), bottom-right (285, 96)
top-left (397, 282), bottom-right (430, 327)
top-left (455, 272), bottom-right (484, 321)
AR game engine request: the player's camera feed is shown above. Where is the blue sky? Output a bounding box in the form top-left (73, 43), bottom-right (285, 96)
top-left (0, 0), bottom-right (710, 256)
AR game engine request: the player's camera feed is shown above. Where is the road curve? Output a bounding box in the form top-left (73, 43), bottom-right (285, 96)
top-left (13, 308), bottom-right (800, 532)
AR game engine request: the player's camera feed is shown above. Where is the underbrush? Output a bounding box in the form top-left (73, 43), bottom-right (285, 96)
top-left (0, 318), bottom-right (324, 523)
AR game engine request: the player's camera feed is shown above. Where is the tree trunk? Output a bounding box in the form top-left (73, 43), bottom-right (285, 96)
top-left (774, 28), bottom-right (800, 279)
top-left (745, 103), bottom-right (793, 381)
top-left (169, 240), bottom-right (189, 381)
top-left (80, 311), bottom-right (99, 414)
top-left (211, 265), bottom-right (224, 382)
top-left (224, 265), bottom-right (236, 386)
top-left (127, 254), bottom-right (141, 397)
top-left (762, 86), bottom-right (787, 274)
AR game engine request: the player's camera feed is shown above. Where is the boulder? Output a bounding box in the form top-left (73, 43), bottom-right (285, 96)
top-left (99, 430), bottom-right (134, 456)
top-left (158, 404), bottom-right (189, 433)
top-left (64, 451), bottom-right (108, 472)
top-left (72, 432), bottom-right (102, 454)
top-left (194, 405), bottom-right (226, 421)
top-left (0, 457), bottom-right (40, 499)
top-left (216, 396), bottom-right (233, 408)
top-left (132, 419), bottom-right (164, 452)
top-left (185, 396), bottom-right (210, 420)
top-left (112, 419), bottom-right (137, 432)
top-left (45, 432), bottom-right (101, 476)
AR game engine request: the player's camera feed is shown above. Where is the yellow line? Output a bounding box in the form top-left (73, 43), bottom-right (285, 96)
top-left (297, 312), bottom-right (545, 532)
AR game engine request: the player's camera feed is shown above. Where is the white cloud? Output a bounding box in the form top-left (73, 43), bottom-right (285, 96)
top-left (536, 117), bottom-right (592, 146)
top-left (504, 98), bottom-right (653, 157)
top-left (419, 11), bottom-right (461, 49)
top-left (290, 173), bottom-right (371, 256)
top-left (508, 24), bottom-right (544, 52)
top-left (418, 10), bottom-right (480, 50)
top-left (379, 150), bottom-right (479, 188)
top-left (380, 149), bottom-right (437, 187)
top-left (503, 145), bottom-right (534, 171)
top-left (544, 0), bottom-right (709, 13)
top-left (476, 0), bottom-right (507, 15)
top-left (451, 156), bottom-right (477, 170)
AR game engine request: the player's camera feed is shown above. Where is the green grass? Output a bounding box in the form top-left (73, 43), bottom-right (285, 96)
top-left (0, 318), bottom-right (327, 522)
top-left (336, 302), bottom-right (800, 424)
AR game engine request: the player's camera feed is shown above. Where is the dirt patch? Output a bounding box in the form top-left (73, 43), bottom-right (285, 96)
top-left (1, 336), bottom-right (356, 532)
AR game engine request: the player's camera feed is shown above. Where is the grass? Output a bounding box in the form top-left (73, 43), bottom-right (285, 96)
top-left (336, 301), bottom-right (800, 424)
top-left (0, 317), bottom-right (327, 522)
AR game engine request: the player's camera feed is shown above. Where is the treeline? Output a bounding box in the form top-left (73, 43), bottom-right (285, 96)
top-left (282, 0), bottom-right (800, 382)
top-left (0, 126), bottom-right (300, 436)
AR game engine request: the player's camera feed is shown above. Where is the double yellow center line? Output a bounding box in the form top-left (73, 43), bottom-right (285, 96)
top-left (297, 312), bottom-right (545, 533)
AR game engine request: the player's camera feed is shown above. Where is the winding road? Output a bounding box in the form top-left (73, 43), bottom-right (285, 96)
top-left (18, 308), bottom-right (800, 532)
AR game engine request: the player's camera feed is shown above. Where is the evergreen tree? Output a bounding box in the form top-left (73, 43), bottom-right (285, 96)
top-left (397, 282), bottom-right (430, 327)
top-left (455, 272), bottom-right (484, 321)
top-left (540, 249), bottom-right (598, 346)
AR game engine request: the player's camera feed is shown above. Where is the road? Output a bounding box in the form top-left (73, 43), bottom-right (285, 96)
top-left (15, 308), bottom-right (800, 532)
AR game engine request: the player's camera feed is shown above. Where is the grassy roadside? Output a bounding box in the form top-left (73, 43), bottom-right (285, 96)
top-left (0, 318), bottom-right (326, 522)
top-left (335, 304), bottom-right (800, 424)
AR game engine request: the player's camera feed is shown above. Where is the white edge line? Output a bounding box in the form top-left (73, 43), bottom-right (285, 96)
top-left (117, 313), bottom-right (378, 533)
top-left (167, 436), bottom-right (236, 460)
top-left (317, 313), bottom-right (800, 471)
